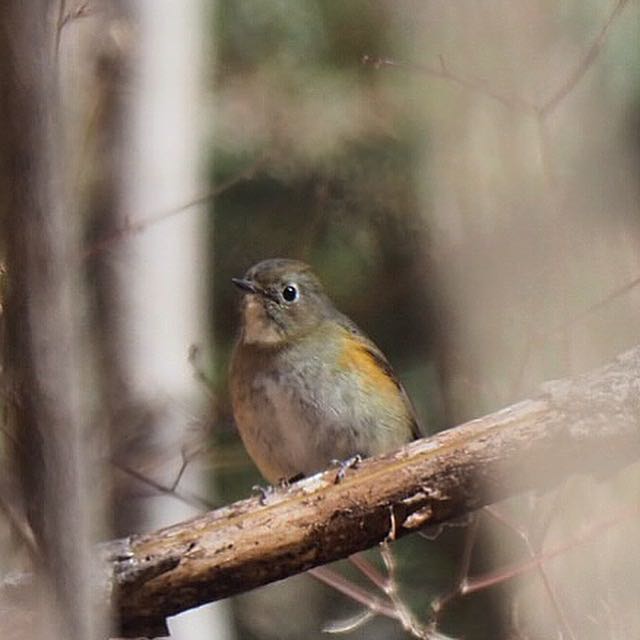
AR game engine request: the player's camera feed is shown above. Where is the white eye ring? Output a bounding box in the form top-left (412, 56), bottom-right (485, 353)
top-left (282, 283), bottom-right (299, 303)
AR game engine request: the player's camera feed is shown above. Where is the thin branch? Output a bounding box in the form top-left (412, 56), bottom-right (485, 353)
top-left (0, 488), bottom-right (40, 565)
top-left (362, 55), bottom-right (535, 113)
top-left (54, 0), bottom-right (67, 60)
top-left (54, 1), bottom-right (91, 61)
top-left (315, 551), bottom-right (404, 635)
top-left (363, 0), bottom-right (631, 119)
top-left (547, 275), bottom-right (640, 338)
top-left (349, 553), bottom-right (388, 592)
top-left (461, 504), bottom-right (638, 597)
top-left (380, 519), bottom-right (432, 639)
top-left (111, 458), bottom-right (216, 512)
top-left (431, 514), bottom-right (480, 616)
top-left (323, 609), bottom-right (376, 635)
top-left (310, 566), bottom-right (398, 619)
top-left (511, 274), bottom-right (640, 396)
top-left (484, 505), bottom-right (577, 640)
top-left (539, 0), bottom-right (631, 117)
top-left (83, 154), bottom-right (268, 259)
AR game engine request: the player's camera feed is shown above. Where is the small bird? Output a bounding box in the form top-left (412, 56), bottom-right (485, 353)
top-left (229, 258), bottom-right (421, 484)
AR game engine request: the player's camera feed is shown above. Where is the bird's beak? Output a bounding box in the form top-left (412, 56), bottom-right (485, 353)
top-left (232, 277), bottom-right (261, 294)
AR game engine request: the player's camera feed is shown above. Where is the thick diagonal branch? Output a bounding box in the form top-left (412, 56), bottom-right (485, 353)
top-left (111, 345), bottom-right (640, 637)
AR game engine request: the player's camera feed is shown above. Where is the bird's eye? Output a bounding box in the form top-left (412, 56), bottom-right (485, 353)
top-left (282, 284), bottom-right (299, 303)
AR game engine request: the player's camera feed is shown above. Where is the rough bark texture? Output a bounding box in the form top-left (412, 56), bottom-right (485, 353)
top-left (112, 345), bottom-right (640, 637)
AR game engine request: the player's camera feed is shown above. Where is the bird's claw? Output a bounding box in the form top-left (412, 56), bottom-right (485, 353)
top-left (279, 472), bottom-right (304, 489)
top-left (252, 484), bottom-right (275, 505)
top-left (332, 454), bottom-right (363, 484)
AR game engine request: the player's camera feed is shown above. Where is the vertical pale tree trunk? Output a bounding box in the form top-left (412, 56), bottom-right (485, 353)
top-left (116, 1), bottom-right (233, 638)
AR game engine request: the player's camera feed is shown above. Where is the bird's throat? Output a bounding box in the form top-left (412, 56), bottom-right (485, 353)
top-left (241, 296), bottom-right (285, 345)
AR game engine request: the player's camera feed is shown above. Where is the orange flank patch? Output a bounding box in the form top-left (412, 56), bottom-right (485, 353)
top-left (338, 332), bottom-right (400, 398)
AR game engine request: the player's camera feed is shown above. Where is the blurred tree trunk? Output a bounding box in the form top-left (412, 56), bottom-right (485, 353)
top-left (106, 1), bottom-right (233, 638)
top-left (0, 2), bottom-right (107, 639)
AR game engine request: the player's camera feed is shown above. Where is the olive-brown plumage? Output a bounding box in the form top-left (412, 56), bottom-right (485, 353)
top-left (230, 259), bottom-right (420, 483)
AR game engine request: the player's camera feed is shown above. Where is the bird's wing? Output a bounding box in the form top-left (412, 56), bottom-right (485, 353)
top-left (336, 314), bottom-right (423, 440)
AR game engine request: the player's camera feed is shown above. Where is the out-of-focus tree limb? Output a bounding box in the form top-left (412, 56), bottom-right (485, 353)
top-left (110, 345), bottom-right (640, 637)
top-left (0, 2), bottom-right (106, 639)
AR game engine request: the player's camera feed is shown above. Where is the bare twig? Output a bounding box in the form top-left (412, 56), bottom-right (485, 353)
top-left (54, 1), bottom-right (91, 60)
top-left (188, 344), bottom-right (218, 403)
top-left (484, 505), bottom-right (577, 640)
top-left (323, 609), bottom-right (376, 634)
top-left (364, 0), bottom-right (631, 120)
top-left (310, 566), bottom-right (398, 619)
top-left (511, 274), bottom-right (640, 396)
top-left (362, 55), bottom-right (535, 113)
top-left (539, 0), bottom-right (631, 117)
top-left (380, 513), bottom-right (432, 639)
top-left (111, 458), bottom-right (215, 512)
top-left (54, 0), bottom-right (67, 60)
top-left (431, 514), bottom-right (480, 616)
top-left (461, 504), bottom-right (638, 596)
top-left (0, 488), bottom-right (40, 564)
top-left (547, 275), bottom-right (640, 338)
top-left (349, 553), bottom-right (388, 592)
top-left (83, 155), bottom-right (268, 259)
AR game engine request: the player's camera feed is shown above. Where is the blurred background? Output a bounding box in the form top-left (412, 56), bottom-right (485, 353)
top-left (1, 1), bottom-right (639, 639)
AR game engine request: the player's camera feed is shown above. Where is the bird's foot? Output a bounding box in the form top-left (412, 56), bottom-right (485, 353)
top-left (331, 454), bottom-right (363, 484)
top-left (253, 472), bottom-right (306, 504)
top-left (251, 484), bottom-right (275, 505)
top-left (278, 472), bottom-right (304, 489)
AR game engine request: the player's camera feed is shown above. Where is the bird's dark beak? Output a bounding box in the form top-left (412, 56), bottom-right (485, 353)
top-left (232, 277), bottom-right (260, 294)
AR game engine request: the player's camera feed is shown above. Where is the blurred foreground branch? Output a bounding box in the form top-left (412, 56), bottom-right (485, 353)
top-left (110, 345), bottom-right (640, 637)
top-left (0, 2), bottom-right (106, 639)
